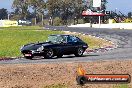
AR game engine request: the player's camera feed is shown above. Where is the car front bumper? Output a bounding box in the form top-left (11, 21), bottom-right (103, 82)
top-left (22, 50), bottom-right (45, 57)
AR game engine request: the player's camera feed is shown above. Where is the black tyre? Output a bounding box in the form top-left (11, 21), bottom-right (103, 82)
top-left (57, 54), bottom-right (63, 58)
top-left (74, 47), bottom-right (84, 57)
top-left (76, 76), bottom-right (87, 85)
top-left (25, 56), bottom-right (33, 60)
top-left (44, 49), bottom-right (54, 59)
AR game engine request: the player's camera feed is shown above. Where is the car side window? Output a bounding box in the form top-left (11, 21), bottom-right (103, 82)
top-left (57, 36), bottom-right (67, 43)
top-left (72, 36), bottom-right (77, 42)
top-left (67, 36), bottom-right (72, 42)
top-left (62, 36), bottom-right (67, 42)
top-left (67, 36), bottom-right (77, 43)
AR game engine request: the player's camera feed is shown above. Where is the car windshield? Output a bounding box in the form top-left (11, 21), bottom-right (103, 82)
top-left (47, 35), bottom-right (67, 43)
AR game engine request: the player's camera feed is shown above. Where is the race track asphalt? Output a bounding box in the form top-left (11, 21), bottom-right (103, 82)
top-left (0, 26), bottom-right (132, 64)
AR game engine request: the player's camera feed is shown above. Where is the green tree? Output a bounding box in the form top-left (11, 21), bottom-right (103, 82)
top-left (46, 0), bottom-right (61, 16)
top-left (28, 0), bottom-right (46, 23)
top-left (46, 0), bottom-right (84, 25)
top-left (12, 0), bottom-right (46, 23)
top-left (128, 12), bottom-right (132, 18)
top-left (12, 0), bottom-right (29, 19)
top-left (29, 0), bottom-right (46, 15)
top-left (0, 8), bottom-right (8, 19)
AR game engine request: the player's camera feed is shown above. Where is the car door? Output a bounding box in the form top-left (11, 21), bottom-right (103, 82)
top-left (66, 36), bottom-right (79, 54)
top-left (54, 35), bottom-right (70, 54)
top-left (60, 36), bottom-right (73, 54)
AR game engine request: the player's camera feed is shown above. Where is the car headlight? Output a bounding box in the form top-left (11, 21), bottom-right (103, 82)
top-left (37, 46), bottom-right (44, 51)
top-left (20, 45), bottom-right (24, 50)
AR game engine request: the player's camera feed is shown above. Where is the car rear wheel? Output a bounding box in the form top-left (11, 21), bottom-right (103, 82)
top-left (44, 49), bottom-right (54, 59)
top-left (74, 47), bottom-right (84, 57)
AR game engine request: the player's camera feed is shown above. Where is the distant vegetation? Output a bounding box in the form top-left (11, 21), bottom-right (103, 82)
top-left (0, 0), bottom-right (85, 26)
top-left (0, 26), bottom-right (42, 30)
top-left (0, 0), bottom-right (132, 26)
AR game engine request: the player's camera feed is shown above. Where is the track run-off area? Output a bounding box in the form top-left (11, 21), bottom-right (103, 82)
top-left (1, 26), bottom-right (132, 64)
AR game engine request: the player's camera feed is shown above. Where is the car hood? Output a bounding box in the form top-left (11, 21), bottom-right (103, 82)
top-left (21, 42), bottom-right (52, 51)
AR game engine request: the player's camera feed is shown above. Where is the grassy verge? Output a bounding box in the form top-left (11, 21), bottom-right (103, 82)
top-left (0, 29), bottom-right (62, 57)
top-left (113, 84), bottom-right (128, 88)
top-left (80, 34), bottom-right (112, 49)
top-left (0, 26), bottom-right (42, 30)
top-left (0, 26), bottom-right (113, 58)
top-left (44, 84), bottom-right (129, 88)
top-left (44, 84), bottom-right (67, 88)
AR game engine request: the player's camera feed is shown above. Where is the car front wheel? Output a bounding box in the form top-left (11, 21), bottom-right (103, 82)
top-left (44, 49), bottom-right (54, 59)
top-left (57, 54), bottom-right (63, 58)
top-left (74, 47), bottom-right (84, 57)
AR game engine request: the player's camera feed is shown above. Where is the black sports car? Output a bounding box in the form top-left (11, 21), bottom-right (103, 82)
top-left (20, 35), bottom-right (88, 59)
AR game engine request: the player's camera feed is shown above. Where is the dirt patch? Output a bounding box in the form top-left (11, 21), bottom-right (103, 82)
top-left (0, 58), bottom-right (14, 61)
top-left (0, 60), bottom-right (132, 88)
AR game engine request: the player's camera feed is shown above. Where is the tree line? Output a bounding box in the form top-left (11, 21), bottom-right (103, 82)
top-left (0, 0), bottom-right (131, 25)
top-left (0, 0), bottom-right (86, 25)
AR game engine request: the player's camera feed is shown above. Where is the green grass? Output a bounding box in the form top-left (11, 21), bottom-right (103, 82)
top-left (43, 84), bottom-right (67, 88)
top-left (0, 26), bottom-right (42, 30)
top-left (0, 26), bottom-right (112, 58)
top-left (80, 35), bottom-right (111, 49)
top-left (113, 84), bottom-right (128, 88)
top-left (0, 29), bottom-right (62, 57)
